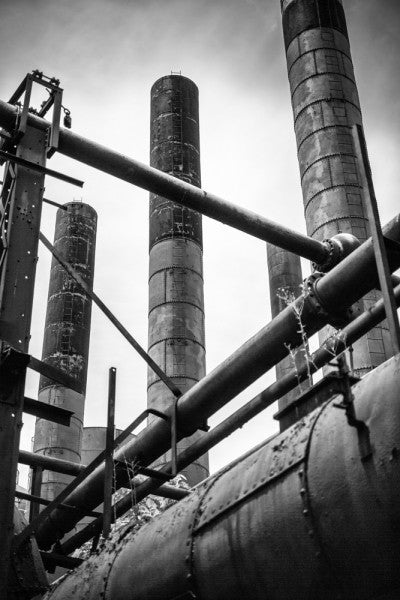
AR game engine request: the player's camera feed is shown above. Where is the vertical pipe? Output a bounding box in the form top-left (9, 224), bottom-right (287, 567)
top-left (280, 0), bottom-right (391, 375)
top-left (266, 244), bottom-right (310, 429)
top-left (148, 75), bottom-right (209, 486)
top-left (33, 202), bottom-right (97, 501)
top-left (103, 367), bottom-right (116, 539)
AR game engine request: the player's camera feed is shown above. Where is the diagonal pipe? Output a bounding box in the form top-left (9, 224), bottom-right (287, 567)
top-left (34, 213), bottom-right (400, 550)
top-left (0, 99), bottom-right (329, 264)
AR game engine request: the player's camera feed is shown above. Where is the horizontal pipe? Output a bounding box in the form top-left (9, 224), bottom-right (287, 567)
top-left (34, 213), bottom-right (400, 550)
top-left (14, 490), bottom-right (101, 518)
top-left (17, 449), bottom-right (187, 501)
top-left (18, 450), bottom-right (84, 476)
top-left (0, 99), bottom-right (328, 263)
top-left (61, 280), bottom-right (400, 555)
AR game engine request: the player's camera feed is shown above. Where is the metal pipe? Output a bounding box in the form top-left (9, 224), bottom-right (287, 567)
top-left (61, 279), bottom-right (400, 555)
top-left (19, 449), bottom-right (84, 476)
top-left (42, 354), bottom-right (400, 600)
top-left (18, 449), bottom-right (186, 501)
top-left (34, 213), bottom-right (400, 550)
top-left (103, 367), bottom-right (116, 538)
top-left (0, 99), bottom-right (329, 264)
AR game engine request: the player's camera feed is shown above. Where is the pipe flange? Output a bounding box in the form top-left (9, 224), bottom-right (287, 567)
top-left (305, 272), bottom-right (353, 328)
top-left (314, 234), bottom-right (361, 273)
top-left (313, 239), bottom-right (340, 273)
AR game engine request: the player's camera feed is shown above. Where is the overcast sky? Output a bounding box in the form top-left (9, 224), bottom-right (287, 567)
top-left (1, 0), bottom-right (399, 485)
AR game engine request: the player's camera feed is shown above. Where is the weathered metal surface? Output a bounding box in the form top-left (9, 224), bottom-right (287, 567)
top-left (33, 202), bottom-right (97, 502)
top-left (0, 98), bottom-right (331, 264)
top-left (43, 355), bottom-right (400, 600)
top-left (0, 123), bottom-right (47, 592)
top-left (32, 214), bottom-right (400, 551)
top-left (281, 0), bottom-right (391, 376)
top-left (267, 242), bottom-right (310, 426)
top-left (148, 75), bottom-right (208, 486)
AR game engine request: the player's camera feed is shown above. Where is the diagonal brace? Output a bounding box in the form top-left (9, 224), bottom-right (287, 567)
top-left (39, 231), bottom-right (182, 398)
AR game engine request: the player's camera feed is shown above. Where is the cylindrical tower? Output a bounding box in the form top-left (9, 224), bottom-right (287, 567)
top-left (148, 75), bottom-right (208, 486)
top-left (267, 244), bottom-right (310, 429)
top-left (33, 202), bottom-right (97, 500)
top-left (280, 0), bottom-right (391, 375)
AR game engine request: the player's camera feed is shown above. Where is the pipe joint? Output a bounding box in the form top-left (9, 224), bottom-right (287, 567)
top-left (304, 272), bottom-right (354, 328)
top-left (314, 234), bottom-right (361, 272)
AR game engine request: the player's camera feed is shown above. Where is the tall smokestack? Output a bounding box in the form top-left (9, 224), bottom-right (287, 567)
top-left (267, 244), bottom-right (310, 429)
top-left (280, 0), bottom-right (391, 375)
top-left (148, 75), bottom-right (209, 486)
top-left (33, 202), bottom-right (97, 500)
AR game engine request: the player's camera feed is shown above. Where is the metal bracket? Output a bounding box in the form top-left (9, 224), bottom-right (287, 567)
top-left (6, 71), bottom-right (64, 158)
top-left (332, 354), bottom-right (373, 461)
top-left (23, 396), bottom-right (73, 426)
top-left (0, 149), bottom-right (83, 187)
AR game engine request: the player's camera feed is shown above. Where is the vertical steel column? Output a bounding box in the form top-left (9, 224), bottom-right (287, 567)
top-left (33, 203), bottom-right (97, 501)
top-left (0, 124), bottom-right (46, 592)
top-left (266, 244), bottom-right (310, 429)
top-left (103, 367), bottom-right (116, 539)
top-left (280, 0), bottom-right (391, 376)
top-left (148, 75), bottom-right (209, 486)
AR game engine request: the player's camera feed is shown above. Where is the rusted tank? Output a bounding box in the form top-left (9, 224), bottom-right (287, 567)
top-left (44, 354), bottom-right (400, 600)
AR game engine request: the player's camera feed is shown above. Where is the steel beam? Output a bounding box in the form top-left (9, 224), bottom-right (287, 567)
top-left (0, 124), bottom-right (46, 592)
top-left (0, 99), bottom-right (330, 264)
top-left (23, 396), bottom-right (73, 426)
top-left (34, 213), bottom-right (400, 550)
top-left (352, 124), bottom-right (400, 354)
